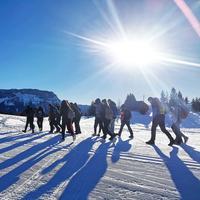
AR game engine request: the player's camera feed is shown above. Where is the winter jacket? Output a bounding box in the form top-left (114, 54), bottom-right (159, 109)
top-left (120, 109), bottom-right (131, 121)
top-left (151, 98), bottom-right (165, 118)
top-left (94, 103), bottom-right (103, 119)
top-left (105, 106), bottom-right (114, 120)
top-left (24, 107), bottom-right (35, 119)
top-left (109, 102), bottom-right (118, 118)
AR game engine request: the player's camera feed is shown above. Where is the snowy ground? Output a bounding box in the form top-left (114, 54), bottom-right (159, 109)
top-left (0, 114), bottom-right (200, 200)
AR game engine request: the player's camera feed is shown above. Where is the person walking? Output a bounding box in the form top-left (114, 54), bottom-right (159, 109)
top-left (118, 104), bottom-right (134, 139)
top-left (72, 103), bottom-right (82, 134)
top-left (108, 99), bottom-right (118, 134)
top-left (101, 99), bottom-right (115, 140)
top-left (55, 104), bottom-right (62, 133)
top-left (36, 106), bottom-right (44, 132)
top-left (22, 105), bottom-right (35, 133)
top-left (60, 100), bottom-right (76, 141)
top-left (48, 104), bottom-right (60, 134)
top-left (146, 97), bottom-right (174, 146)
top-left (93, 98), bottom-right (104, 136)
top-left (171, 103), bottom-right (189, 144)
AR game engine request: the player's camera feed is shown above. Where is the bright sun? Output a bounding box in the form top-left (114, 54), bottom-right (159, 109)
top-left (105, 38), bottom-right (159, 67)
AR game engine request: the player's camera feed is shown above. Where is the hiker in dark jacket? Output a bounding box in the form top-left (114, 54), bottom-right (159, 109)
top-left (36, 106), bottom-right (44, 131)
top-left (118, 104), bottom-right (133, 139)
top-left (146, 97), bottom-right (174, 146)
top-left (71, 103), bottom-right (82, 134)
top-left (22, 106), bottom-right (35, 133)
top-left (60, 100), bottom-right (75, 141)
top-left (101, 99), bottom-right (115, 140)
top-left (48, 104), bottom-right (60, 134)
top-left (93, 98), bottom-right (104, 136)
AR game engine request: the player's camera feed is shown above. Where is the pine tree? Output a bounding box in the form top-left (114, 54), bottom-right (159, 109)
top-left (185, 97), bottom-right (189, 104)
top-left (169, 87), bottom-right (177, 107)
top-left (124, 93), bottom-right (136, 110)
top-left (178, 91), bottom-right (183, 100)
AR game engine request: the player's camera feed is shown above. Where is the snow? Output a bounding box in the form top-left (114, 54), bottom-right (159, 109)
top-left (0, 113), bottom-right (200, 200)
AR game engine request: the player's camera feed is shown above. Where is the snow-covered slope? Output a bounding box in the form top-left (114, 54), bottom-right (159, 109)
top-left (0, 89), bottom-right (60, 115)
top-left (0, 114), bottom-right (200, 200)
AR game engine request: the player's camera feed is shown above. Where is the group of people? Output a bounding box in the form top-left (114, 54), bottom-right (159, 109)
top-left (22, 101), bottom-right (82, 141)
top-left (22, 106), bottom-right (44, 133)
top-left (22, 96), bottom-right (188, 146)
top-left (146, 97), bottom-right (188, 146)
top-left (91, 98), bottom-right (134, 140)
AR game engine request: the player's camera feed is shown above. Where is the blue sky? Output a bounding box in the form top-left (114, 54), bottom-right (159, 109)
top-left (0, 0), bottom-right (200, 104)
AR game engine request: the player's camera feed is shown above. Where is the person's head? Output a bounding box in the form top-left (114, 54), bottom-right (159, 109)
top-left (61, 100), bottom-right (67, 108)
top-left (95, 98), bottom-right (101, 104)
top-left (108, 99), bottom-right (111, 103)
top-left (102, 99), bottom-right (107, 104)
top-left (148, 97), bottom-right (153, 104)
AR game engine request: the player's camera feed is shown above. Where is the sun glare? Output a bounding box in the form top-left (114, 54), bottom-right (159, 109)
top-left (105, 39), bottom-right (159, 67)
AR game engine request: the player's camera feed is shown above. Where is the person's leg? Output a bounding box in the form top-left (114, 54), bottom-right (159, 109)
top-left (49, 120), bottom-right (55, 133)
top-left (40, 118), bottom-right (43, 131)
top-left (109, 119), bottom-right (114, 133)
top-left (23, 118), bottom-right (29, 132)
top-left (37, 118), bottom-right (40, 130)
top-left (125, 121), bottom-right (134, 138)
top-left (171, 123), bottom-right (182, 144)
top-left (30, 118), bottom-right (34, 133)
top-left (75, 117), bottom-right (81, 134)
top-left (98, 120), bottom-right (103, 136)
top-left (94, 117), bottom-right (99, 135)
top-left (67, 119), bottom-right (76, 141)
top-left (146, 116), bottom-right (159, 144)
top-left (118, 121), bottom-right (125, 137)
top-left (102, 120), bottom-right (108, 139)
top-left (159, 115), bottom-right (174, 145)
top-left (61, 119), bottom-right (66, 140)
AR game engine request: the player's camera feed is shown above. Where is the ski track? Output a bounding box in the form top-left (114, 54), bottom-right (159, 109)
top-left (0, 114), bottom-right (200, 199)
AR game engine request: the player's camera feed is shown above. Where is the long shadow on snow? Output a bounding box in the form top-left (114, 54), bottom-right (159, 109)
top-left (0, 132), bottom-right (49, 155)
top-left (153, 145), bottom-right (200, 200)
top-left (59, 141), bottom-right (111, 200)
top-left (0, 140), bottom-right (72, 192)
top-left (0, 131), bottom-right (21, 136)
top-left (22, 137), bottom-right (97, 200)
top-left (111, 138), bottom-right (132, 163)
top-left (181, 144), bottom-right (200, 164)
top-left (0, 134), bottom-right (60, 170)
top-left (0, 133), bottom-right (34, 144)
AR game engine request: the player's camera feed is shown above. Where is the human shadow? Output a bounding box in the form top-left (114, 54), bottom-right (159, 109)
top-left (0, 132), bottom-right (49, 155)
top-left (0, 134), bottom-right (60, 170)
top-left (111, 138), bottom-right (132, 163)
top-left (0, 131), bottom-right (20, 136)
top-left (153, 145), bottom-right (200, 200)
top-left (22, 137), bottom-right (97, 200)
top-left (59, 141), bottom-right (111, 200)
top-left (0, 141), bottom-right (72, 192)
top-left (0, 133), bottom-right (33, 144)
top-left (181, 144), bottom-right (200, 164)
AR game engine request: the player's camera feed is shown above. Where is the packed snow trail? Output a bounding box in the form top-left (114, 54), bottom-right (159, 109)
top-left (0, 114), bottom-right (200, 200)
